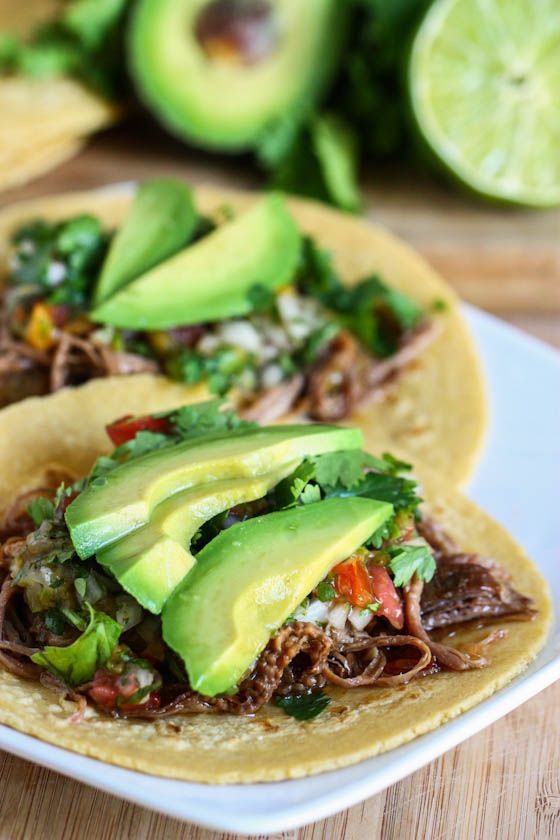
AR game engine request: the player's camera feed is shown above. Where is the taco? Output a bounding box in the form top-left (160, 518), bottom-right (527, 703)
top-left (0, 180), bottom-right (486, 485)
top-left (0, 387), bottom-right (550, 783)
top-left (0, 0), bottom-right (123, 191)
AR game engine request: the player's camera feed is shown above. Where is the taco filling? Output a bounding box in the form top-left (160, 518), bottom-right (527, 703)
top-left (0, 400), bottom-right (534, 722)
top-left (0, 179), bottom-right (439, 417)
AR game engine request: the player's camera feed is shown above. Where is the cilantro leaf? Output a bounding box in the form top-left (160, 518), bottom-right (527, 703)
top-left (8, 215), bottom-right (107, 308)
top-left (326, 471), bottom-right (421, 515)
top-left (316, 580), bottom-right (336, 602)
top-left (299, 483), bottom-right (322, 505)
top-left (168, 399), bottom-right (256, 440)
top-left (31, 604), bottom-right (121, 686)
top-left (274, 461), bottom-right (317, 509)
top-left (389, 544), bottom-right (436, 588)
top-left (297, 238), bottom-right (424, 357)
top-left (312, 450), bottom-right (389, 491)
top-left (27, 497), bottom-right (54, 526)
top-left (275, 691), bottom-right (331, 721)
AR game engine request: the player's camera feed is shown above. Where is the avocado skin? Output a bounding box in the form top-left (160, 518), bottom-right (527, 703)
top-left (66, 423), bottom-right (363, 560)
top-left (90, 193), bottom-right (301, 330)
top-left (93, 179), bottom-right (198, 305)
top-left (162, 496), bottom-right (393, 697)
top-left (128, 0), bottom-right (348, 152)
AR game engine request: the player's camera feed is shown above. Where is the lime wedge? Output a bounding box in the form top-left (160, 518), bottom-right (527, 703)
top-left (408, 0), bottom-right (560, 207)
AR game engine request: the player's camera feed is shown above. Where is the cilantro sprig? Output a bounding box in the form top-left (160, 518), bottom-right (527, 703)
top-left (388, 543), bottom-right (436, 587)
top-left (297, 238), bottom-right (423, 357)
top-left (275, 691), bottom-right (331, 721)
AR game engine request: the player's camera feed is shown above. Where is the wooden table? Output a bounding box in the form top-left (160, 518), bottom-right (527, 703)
top-left (0, 122), bottom-right (558, 840)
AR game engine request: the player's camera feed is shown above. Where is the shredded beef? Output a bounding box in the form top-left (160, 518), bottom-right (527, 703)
top-left (241, 374), bottom-right (304, 424)
top-left (125, 622), bottom-right (332, 718)
top-left (420, 553), bottom-right (535, 630)
top-left (305, 319), bottom-right (439, 421)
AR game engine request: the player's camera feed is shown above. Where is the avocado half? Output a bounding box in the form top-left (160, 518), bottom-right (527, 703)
top-left (128, 0), bottom-right (348, 150)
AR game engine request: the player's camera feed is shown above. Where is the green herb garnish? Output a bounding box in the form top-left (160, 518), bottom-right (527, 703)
top-left (388, 544), bottom-right (435, 587)
top-left (27, 497), bottom-right (55, 526)
top-left (275, 691), bottom-right (331, 721)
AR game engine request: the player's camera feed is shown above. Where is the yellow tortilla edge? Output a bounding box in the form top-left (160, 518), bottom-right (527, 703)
top-left (0, 183), bottom-right (488, 486)
top-left (0, 379), bottom-right (549, 783)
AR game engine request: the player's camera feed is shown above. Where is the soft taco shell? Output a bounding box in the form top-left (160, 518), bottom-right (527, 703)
top-left (0, 379), bottom-right (550, 783)
top-left (0, 0), bottom-right (119, 191)
top-left (0, 183), bottom-right (487, 486)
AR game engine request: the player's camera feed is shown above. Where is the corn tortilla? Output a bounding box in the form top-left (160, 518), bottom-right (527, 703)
top-left (0, 184), bottom-right (487, 485)
top-left (0, 379), bottom-right (550, 783)
top-left (0, 1), bottom-right (119, 191)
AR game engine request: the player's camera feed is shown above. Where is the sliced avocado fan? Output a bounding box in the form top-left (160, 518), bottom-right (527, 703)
top-left (163, 497), bottom-right (393, 697)
top-left (90, 193), bottom-right (301, 330)
top-left (96, 467), bottom-right (296, 614)
top-left (65, 423), bottom-right (362, 559)
top-left (93, 179), bottom-right (198, 305)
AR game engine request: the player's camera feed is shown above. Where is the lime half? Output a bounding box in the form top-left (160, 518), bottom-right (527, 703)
top-left (408, 0), bottom-right (560, 207)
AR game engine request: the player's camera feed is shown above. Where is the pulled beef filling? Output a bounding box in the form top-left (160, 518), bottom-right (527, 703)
top-left (0, 497), bottom-right (535, 720)
top-left (0, 215), bottom-right (438, 417)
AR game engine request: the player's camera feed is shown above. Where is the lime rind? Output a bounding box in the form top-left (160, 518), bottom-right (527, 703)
top-left (408, 0), bottom-right (560, 207)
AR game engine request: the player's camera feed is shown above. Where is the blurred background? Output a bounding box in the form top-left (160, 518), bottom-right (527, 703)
top-left (0, 0), bottom-right (559, 345)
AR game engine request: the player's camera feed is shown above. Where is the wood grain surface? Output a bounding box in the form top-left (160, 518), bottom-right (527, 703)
top-left (0, 121), bottom-right (558, 839)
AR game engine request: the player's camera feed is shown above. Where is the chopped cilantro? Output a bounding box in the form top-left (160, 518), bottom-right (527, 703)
top-left (247, 283), bottom-right (276, 313)
top-left (312, 450), bottom-right (390, 491)
top-left (316, 580), bottom-right (336, 602)
top-left (297, 238), bottom-right (423, 357)
top-left (388, 544), bottom-right (436, 587)
top-left (326, 471), bottom-right (421, 515)
top-left (168, 400), bottom-right (257, 440)
top-left (27, 497), bottom-right (55, 526)
top-left (299, 483), bottom-right (322, 505)
top-left (9, 215), bottom-right (107, 308)
top-left (275, 691), bottom-right (331, 721)
top-left (168, 347), bottom-right (257, 397)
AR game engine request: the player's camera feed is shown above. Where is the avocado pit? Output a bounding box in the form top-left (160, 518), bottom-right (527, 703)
top-left (195, 0), bottom-right (278, 66)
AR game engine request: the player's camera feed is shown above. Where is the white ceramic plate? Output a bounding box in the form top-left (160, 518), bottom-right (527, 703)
top-left (0, 306), bottom-right (558, 834)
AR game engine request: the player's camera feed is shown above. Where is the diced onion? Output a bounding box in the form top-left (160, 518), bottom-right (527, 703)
top-left (261, 363), bottom-right (284, 388)
top-left (348, 606), bottom-right (373, 631)
top-left (218, 320), bottom-right (262, 354)
top-left (327, 602), bottom-right (350, 630)
top-left (293, 598), bottom-right (330, 625)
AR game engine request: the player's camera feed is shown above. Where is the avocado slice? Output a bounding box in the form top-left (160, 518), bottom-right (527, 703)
top-left (162, 497), bottom-right (392, 696)
top-left (96, 467), bottom-right (294, 614)
top-left (66, 423), bottom-right (362, 559)
top-left (128, 0), bottom-right (347, 151)
top-left (91, 193), bottom-right (300, 330)
top-left (93, 179), bottom-right (198, 305)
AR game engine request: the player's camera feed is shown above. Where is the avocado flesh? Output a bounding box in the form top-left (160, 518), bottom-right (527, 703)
top-left (93, 179), bottom-right (198, 305)
top-left (66, 424), bottom-right (362, 560)
top-left (162, 497), bottom-right (393, 697)
top-left (128, 0), bottom-right (347, 151)
top-left (91, 193), bottom-right (300, 330)
top-left (96, 466), bottom-right (296, 614)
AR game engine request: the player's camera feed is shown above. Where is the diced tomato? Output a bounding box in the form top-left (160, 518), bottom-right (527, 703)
top-left (106, 414), bottom-right (173, 446)
top-left (332, 554), bottom-right (374, 608)
top-left (88, 669), bottom-right (160, 713)
top-left (369, 565), bottom-right (404, 629)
